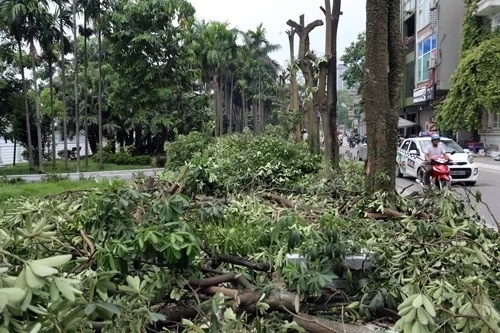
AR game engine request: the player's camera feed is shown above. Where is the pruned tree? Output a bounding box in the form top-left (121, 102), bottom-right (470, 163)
top-left (322, 0), bottom-right (342, 170)
top-left (364, 0), bottom-right (403, 194)
top-left (286, 28), bottom-right (301, 142)
top-left (286, 15), bottom-right (323, 154)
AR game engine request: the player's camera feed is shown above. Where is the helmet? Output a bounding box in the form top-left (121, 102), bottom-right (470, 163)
top-left (431, 134), bottom-right (441, 141)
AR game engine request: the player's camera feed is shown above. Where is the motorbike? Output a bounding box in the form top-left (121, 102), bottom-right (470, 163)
top-left (417, 154), bottom-right (454, 190)
top-left (348, 134), bottom-right (359, 148)
top-left (338, 138), bottom-right (343, 146)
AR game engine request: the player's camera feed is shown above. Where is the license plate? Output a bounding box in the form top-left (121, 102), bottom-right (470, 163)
top-left (451, 170), bottom-right (466, 176)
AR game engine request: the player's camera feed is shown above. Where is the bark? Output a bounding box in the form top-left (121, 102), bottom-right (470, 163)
top-left (213, 73), bottom-right (223, 136)
top-left (286, 16), bottom-right (323, 154)
top-left (364, 0), bottom-right (403, 195)
top-left (83, 14), bottom-right (89, 166)
top-left (60, 11), bottom-right (69, 170)
top-left (98, 23), bottom-right (104, 170)
top-left (73, 0), bottom-right (81, 172)
top-left (18, 40), bottom-right (34, 171)
top-left (30, 39), bottom-right (44, 173)
top-left (228, 74), bottom-right (234, 134)
top-left (49, 56), bottom-right (56, 167)
top-left (294, 313), bottom-right (377, 333)
top-left (287, 30), bottom-right (301, 142)
top-left (324, 0), bottom-right (342, 170)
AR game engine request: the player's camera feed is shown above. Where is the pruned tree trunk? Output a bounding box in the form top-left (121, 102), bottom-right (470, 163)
top-left (30, 39), bottom-right (44, 174)
top-left (213, 72), bottom-right (222, 136)
top-left (18, 40), bottom-right (34, 171)
top-left (73, 0), bottom-right (81, 172)
top-left (324, 0), bottom-right (342, 170)
top-left (364, 0), bottom-right (403, 195)
top-left (287, 15), bottom-right (324, 154)
top-left (83, 14), bottom-right (89, 167)
top-left (60, 10), bottom-right (69, 170)
top-left (98, 22), bottom-right (104, 170)
top-left (49, 57), bottom-right (56, 167)
top-left (228, 74), bottom-right (234, 134)
top-left (287, 29), bottom-right (301, 142)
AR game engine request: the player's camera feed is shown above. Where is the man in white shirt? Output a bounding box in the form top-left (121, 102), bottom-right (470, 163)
top-left (422, 134), bottom-right (450, 186)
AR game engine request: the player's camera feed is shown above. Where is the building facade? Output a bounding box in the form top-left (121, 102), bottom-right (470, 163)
top-left (399, 0), bottom-right (466, 138)
top-left (475, 0), bottom-right (500, 150)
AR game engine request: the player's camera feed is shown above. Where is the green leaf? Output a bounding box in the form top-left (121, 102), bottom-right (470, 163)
top-left (0, 287), bottom-right (26, 303)
top-left (33, 254), bottom-right (72, 267)
top-left (25, 266), bottom-right (45, 288)
top-left (96, 303), bottom-right (121, 315)
top-left (28, 323), bottom-right (42, 333)
top-left (27, 261), bottom-right (58, 277)
top-left (54, 277), bottom-right (75, 301)
top-left (84, 303), bottom-right (97, 316)
top-left (126, 276), bottom-right (141, 293)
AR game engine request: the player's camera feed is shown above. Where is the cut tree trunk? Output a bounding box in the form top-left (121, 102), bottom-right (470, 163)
top-left (287, 29), bottom-right (302, 142)
top-left (294, 312), bottom-right (377, 333)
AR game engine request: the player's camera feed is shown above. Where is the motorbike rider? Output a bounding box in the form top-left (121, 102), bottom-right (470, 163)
top-left (422, 134), bottom-right (450, 187)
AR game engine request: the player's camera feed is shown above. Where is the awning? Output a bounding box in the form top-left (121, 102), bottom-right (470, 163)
top-left (398, 117), bottom-right (417, 128)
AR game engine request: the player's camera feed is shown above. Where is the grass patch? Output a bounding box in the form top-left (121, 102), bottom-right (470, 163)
top-left (0, 159), bottom-right (153, 176)
top-left (0, 179), bottom-right (124, 201)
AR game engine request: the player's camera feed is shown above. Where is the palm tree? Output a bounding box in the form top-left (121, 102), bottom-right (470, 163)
top-left (54, 0), bottom-right (72, 169)
top-left (39, 21), bottom-right (60, 166)
top-left (0, 0), bottom-right (35, 171)
top-left (72, 0), bottom-right (80, 172)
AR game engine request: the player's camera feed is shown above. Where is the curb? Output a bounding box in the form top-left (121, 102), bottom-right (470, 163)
top-left (475, 162), bottom-right (500, 172)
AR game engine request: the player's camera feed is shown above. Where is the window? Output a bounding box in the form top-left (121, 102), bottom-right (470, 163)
top-left (417, 0), bottom-right (430, 30)
top-left (401, 140), bottom-right (411, 152)
top-left (488, 113), bottom-right (500, 129)
top-left (409, 142), bottom-right (419, 155)
top-left (417, 34), bottom-right (437, 82)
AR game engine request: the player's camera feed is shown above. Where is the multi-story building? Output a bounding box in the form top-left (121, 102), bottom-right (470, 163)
top-left (399, 0), bottom-right (466, 137)
top-left (336, 63), bottom-right (348, 91)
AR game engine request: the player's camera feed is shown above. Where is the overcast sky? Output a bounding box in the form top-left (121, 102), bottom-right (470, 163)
top-left (189, 0), bottom-right (366, 68)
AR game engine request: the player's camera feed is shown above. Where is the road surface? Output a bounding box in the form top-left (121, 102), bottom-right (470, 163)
top-left (340, 142), bottom-right (500, 229)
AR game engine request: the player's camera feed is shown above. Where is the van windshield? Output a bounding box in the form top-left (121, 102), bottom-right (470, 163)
top-left (418, 139), bottom-right (464, 153)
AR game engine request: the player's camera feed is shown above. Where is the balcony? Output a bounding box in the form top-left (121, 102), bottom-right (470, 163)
top-left (476, 0), bottom-right (500, 16)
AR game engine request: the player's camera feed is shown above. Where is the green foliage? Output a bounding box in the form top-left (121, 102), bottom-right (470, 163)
top-left (437, 0), bottom-right (500, 132)
top-left (340, 32), bottom-right (365, 91)
top-left (164, 131), bottom-right (213, 169)
top-left (437, 35), bottom-right (500, 132)
top-left (183, 129), bottom-right (322, 195)
top-left (92, 147), bottom-right (152, 166)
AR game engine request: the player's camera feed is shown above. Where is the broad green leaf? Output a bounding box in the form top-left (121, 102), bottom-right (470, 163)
top-left (0, 287), bottom-right (25, 303)
top-left (126, 276), bottom-right (141, 293)
top-left (84, 303), bottom-right (97, 316)
top-left (14, 268), bottom-right (28, 289)
top-left (27, 262), bottom-right (58, 277)
top-left (223, 308), bottom-right (237, 321)
top-left (96, 303), bottom-right (121, 315)
top-left (20, 289), bottom-right (33, 311)
top-left (33, 254), bottom-right (72, 267)
top-left (25, 266), bottom-right (45, 289)
top-left (28, 322), bottom-right (42, 333)
top-left (54, 277), bottom-right (75, 301)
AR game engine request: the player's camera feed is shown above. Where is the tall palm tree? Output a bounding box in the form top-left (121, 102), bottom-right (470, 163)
top-left (72, 0), bottom-right (80, 172)
top-left (54, 0), bottom-right (72, 169)
top-left (0, 0), bottom-right (35, 171)
top-left (39, 21), bottom-right (60, 166)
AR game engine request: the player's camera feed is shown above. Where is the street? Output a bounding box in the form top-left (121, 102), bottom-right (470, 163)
top-left (340, 143), bottom-right (500, 229)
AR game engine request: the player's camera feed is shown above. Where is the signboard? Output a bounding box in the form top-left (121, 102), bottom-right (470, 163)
top-left (413, 85), bottom-right (435, 104)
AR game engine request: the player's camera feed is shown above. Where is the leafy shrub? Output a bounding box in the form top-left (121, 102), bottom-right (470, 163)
top-left (164, 131), bottom-right (213, 169)
top-left (184, 129), bottom-right (322, 195)
top-left (92, 150), bottom-right (151, 166)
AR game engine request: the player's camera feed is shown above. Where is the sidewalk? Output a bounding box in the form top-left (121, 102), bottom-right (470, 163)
top-left (4, 168), bottom-right (164, 183)
top-left (473, 156), bottom-right (500, 172)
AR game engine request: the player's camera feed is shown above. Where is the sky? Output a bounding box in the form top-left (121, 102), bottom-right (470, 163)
top-left (188, 0), bottom-right (366, 68)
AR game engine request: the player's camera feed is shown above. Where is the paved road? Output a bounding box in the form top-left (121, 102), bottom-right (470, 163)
top-left (5, 168), bottom-right (165, 183)
top-left (340, 143), bottom-right (500, 229)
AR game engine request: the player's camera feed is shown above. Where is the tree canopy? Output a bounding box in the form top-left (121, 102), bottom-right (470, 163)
top-left (340, 31), bottom-right (365, 91)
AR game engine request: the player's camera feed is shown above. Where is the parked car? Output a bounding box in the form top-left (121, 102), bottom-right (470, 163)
top-left (396, 137), bottom-right (479, 185)
top-left (357, 136), bottom-right (368, 161)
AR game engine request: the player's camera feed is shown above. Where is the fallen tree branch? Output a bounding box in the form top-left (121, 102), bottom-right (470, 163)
top-left (293, 312), bottom-right (376, 333)
top-left (188, 273), bottom-right (236, 288)
top-left (216, 253), bottom-right (273, 272)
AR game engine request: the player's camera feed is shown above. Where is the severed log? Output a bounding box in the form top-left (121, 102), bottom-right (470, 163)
top-left (293, 313), bottom-right (376, 333)
top-left (365, 208), bottom-right (407, 219)
top-left (158, 304), bottom-right (199, 324)
top-left (203, 286), bottom-right (299, 314)
top-left (216, 253), bottom-right (273, 272)
top-left (188, 273), bottom-right (237, 288)
top-left (262, 193), bottom-right (294, 208)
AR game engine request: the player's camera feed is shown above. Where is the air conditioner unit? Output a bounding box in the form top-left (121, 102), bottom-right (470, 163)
top-left (430, 0), bottom-right (438, 11)
top-left (427, 58), bottom-right (436, 69)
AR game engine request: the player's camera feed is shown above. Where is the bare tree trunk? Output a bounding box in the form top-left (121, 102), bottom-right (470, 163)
top-left (83, 14), bottom-right (89, 166)
top-left (49, 57), bottom-right (56, 167)
top-left (30, 40), bottom-right (44, 173)
top-left (98, 23), bottom-right (104, 170)
top-left (18, 40), bottom-right (34, 171)
top-left (60, 12), bottom-right (69, 170)
top-left (287, 15), bottom-right (324, 154)
top-left (324, 0), bottom-right (342, 170)
top-left (228, 74), bottom-right (234, 134)
top-left (287, 30), bottom-right (301, 142)
top-left (242, 90), bottom-right (247, 130)
top-left (213, 73), bottom-right (222, 136)
top-left (364, 0), bottom-right (403, 195)
top-left (73, 0), bottom-right (80, 172)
